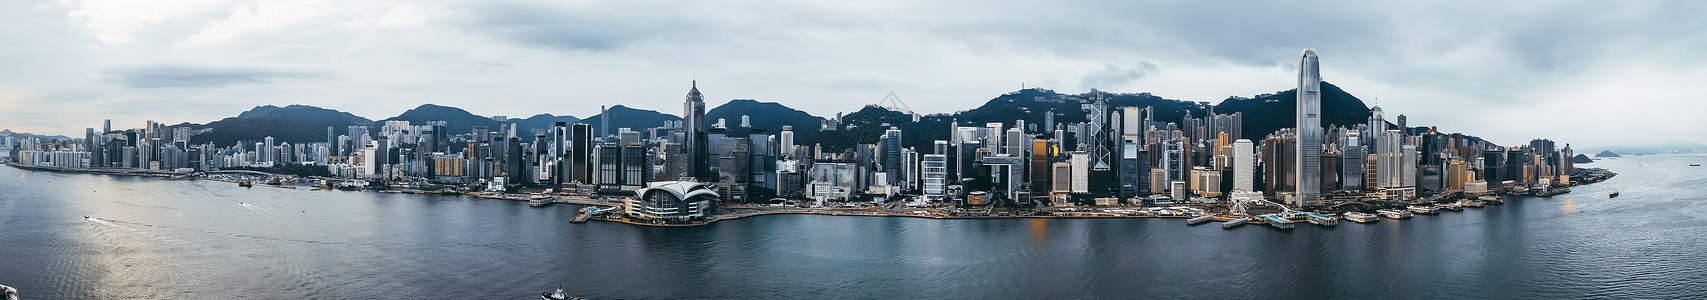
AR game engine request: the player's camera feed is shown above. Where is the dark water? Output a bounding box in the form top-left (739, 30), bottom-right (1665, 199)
top-left (3, 155), bottom-right (1706, 299)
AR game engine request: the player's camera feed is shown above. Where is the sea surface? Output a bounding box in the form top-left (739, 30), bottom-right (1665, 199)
top-left (2, 155), bottom-right (1705, 299)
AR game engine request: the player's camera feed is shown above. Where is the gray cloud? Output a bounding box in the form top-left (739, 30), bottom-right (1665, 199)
top-left (105, 65), bottom-right (325, 88)
top-left (1081, 62), bottom-right (1157, 90)
top-left (457, 2), bottom-right (690, 52)
top-left (2, 0), bottom-right (1705, 147)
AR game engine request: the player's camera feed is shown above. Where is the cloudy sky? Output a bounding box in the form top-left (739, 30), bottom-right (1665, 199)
top-left (2, 0), bottom-right (1703, 147)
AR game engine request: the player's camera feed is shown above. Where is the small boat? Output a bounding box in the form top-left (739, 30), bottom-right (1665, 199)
top-left (238, 181), bottom-right (253, 188)
top-left (1691, 164), bottom-right (1701, 167)
top-left (2, 283), bottom-right (17, 300)
top-left (541, 285), bottom-right (580, 300)
top-left (1609, 190), bottom-right (1620, 198)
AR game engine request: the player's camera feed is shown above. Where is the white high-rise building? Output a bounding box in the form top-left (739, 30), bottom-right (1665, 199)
top-left (779, 125), bottom-right (794, 158)
top-left (1295, 49), bottom-right (1323, 206)
top-left (1233, 139), bottom-right (1255, 192)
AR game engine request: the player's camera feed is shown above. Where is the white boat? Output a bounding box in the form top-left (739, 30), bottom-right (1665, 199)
top-left (1407, 205), bottom-right (1438, 215)
top-left (1342, 212), bottom-right (1379, 223)
top-left (1378, 209), bottom-right (1413, 219)
top-left (2, 284), bottom-right (17, 300)
top-left (542, 286), bottom-right (567, 300)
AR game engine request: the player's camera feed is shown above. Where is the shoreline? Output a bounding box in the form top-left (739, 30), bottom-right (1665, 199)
top-left (7, 162), bottom-right (1618, 228)
top-left (588, 209), bottom-right (1201, 227)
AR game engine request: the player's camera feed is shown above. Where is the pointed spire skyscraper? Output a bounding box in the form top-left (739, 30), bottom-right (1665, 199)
top-left (1296, 49), bottom-right (1323, 206)
top-left (683, 81), bottom-right (710, 181)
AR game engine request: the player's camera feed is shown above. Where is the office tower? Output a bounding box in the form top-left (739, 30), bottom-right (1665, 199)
top-left (1120, 107), bottom-right (1142, 197)
top-left (1070, 152), bottom-right (1090, 194)
top-left (1397, 114), bottom-right (1408, 136)
top-left (1343, 131), bottom-right (1364, 191)
top-left (683, 81), bottom-right (710, 182)
top-left (1402, 145), bottom-right (1419, 188)
top-left (103, 119), bottom-right (111, 133)
top-left (597, 143), bottom-right (620, 189)
top-left (1233, 139), bottom-right (1254, 192)
top-left (780, 125), bottom-right (795, 158)
top-left (1043, 109), bottom-right (1055, 134)
top-left (572, 123), bottom-right (593, 183)
top-left (600, 105), bottom-right (609, 138)
top-left (1004, 127), bottom-right (1024, 161)
top-left (1051, 162), bottom-right (1072, 200)
top-left (1089, 94), bottom-right (1111, 171)
top-left (920, 153), bottom-right (947, 200)
top-left (882, 127), bottom-right (903, 184)
top-left (1295, 49), bottom-right (1323, 206)
top-left (1447, 160), bottom-right (1469, 190)
top-left (1030, 139), bottom-right (1052, 196)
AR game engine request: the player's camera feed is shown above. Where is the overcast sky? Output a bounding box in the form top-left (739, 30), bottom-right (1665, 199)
top-left (2, 0), bottom-right (1703, 147)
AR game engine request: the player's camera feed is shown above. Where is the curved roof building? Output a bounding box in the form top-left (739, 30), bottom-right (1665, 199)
top-left (625, 181), bottom-right (719, 223)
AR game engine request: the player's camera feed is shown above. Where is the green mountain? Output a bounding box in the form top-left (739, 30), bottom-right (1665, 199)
top-left (378, 104), bottom-right (506, 135)
top-left (508, 114), bottom-right (580, 136)
top-left (576, 105), bottom-right (682, 136)
top-left (705, 99), bottom-right (824, 134)
top-left (193, 105), bottom-right (372, 146)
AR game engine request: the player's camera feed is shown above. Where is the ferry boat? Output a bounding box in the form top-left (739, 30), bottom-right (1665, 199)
top-left (1222, 218), bottom-right (1250, 229)
top-left (2, 284), bottom-right (16, 300)
top-left (1377, 209), bottom-right (1413, 219)
top-left (1435, 202), bottom-right (1463, 211)
top-left (1461, 199), bottom-right (1484, 208)
top-left (1479, 195), bottom-right (1505, 205)
top-left (1186, 215), bottom-right (1214, 225)
top-left (1342, 212), bottom-right (1379, 223)
top-left (1209, 214), bottom-right (1243, 222)
top-left (1407, 205), bottom-right (1438, 215)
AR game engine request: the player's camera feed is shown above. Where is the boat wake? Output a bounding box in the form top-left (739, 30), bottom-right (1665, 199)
top-left (239, 202), bottom-right (264, 212)
top-left (87, 217), bottom-right (148, 234)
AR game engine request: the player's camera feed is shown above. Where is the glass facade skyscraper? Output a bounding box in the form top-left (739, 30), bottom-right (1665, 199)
top-left (1295, 49), bottom-right (1323, 206)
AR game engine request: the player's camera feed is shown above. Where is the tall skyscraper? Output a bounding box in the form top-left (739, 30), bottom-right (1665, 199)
top-left (326, 127), bottom-right (335, 152)
top-left (572, 123), bottom-right (593, 183)
top-left (881, 127), bottom-right (903, 184)
top-left (683, 81), bottom-right (711, 182)
top-left (1343, 131), bottom-right (1364, 191)
top-left (779, 125), bottom-right (795, 158)
top-left (1295, 49), bottom-right (1324, 206)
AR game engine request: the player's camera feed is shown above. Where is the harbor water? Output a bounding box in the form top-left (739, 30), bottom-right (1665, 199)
top-left (1, 155), bottom-right (1704, 298)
